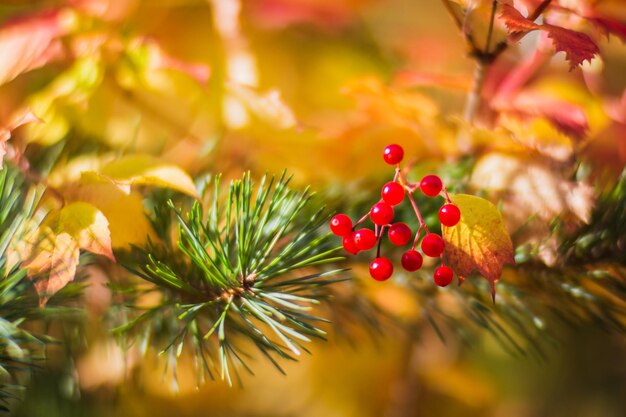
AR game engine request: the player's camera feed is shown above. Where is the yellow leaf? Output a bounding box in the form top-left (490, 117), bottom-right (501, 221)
top-left (23, 202), bottom-right (114, 304)
top-left (83, 154), bottom-right (197, 196)
top-left (54, 202), bottom-right (115, 261)
top-left (442, 194), bottom-right (515, 300)
top-left (63, 181), bottom-right (156, 249)
top-left (26, 232), bottom-right (79, 305)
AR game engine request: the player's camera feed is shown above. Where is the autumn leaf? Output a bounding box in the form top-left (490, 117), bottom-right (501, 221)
top-left (471, 152), bottom-right (595, 227)
top-left (225, 82), bottom-right (297, 130)
top-left (442, 194), bottom-right (515, 301)
top-left (499, 4), bottom-right (599, 70)
top-left (501, 91), bottom-right (589, 141)
top-left (342, 76), bottom-right (439, 129)
top-left (248, 0), bottom-right (365, 30)
top-left (82, 154), bottom-right (198, 196)
top-left (62, 181), bottom-right (157, 249)
top-left (23, 202), bottom-right (115, 304)
top-left (25, 231), bottom-right (79, 305)
top-left (499, 3), bottom-right (540, 33)
top-left (470, 152), bottom-right (594, 265)
top-left (543, 24), bottom-right (601, 69)
top-left (590, 17), bottom-right (626, 42)
top-left (0, 9), bottom-right (72, 86)
top-left (0, 109), bottom-right (40, 168)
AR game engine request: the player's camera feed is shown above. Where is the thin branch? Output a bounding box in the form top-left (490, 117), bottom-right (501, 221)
top-left (440, 0), bottom-right (478, 51)
top-left (528, 0), bottom-right (552, 22)
top-left (485, 0), bottom-right (498, 53)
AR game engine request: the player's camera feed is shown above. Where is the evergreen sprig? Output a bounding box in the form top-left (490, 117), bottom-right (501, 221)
top-left (0, 166), bottom-right (48, 412)
top-left (117, 172), bottom-right (346, 385)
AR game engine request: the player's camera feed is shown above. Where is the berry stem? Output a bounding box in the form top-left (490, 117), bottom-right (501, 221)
top-left (407, 192), bottom-right (428, 230)
top-left (353, 212), bottom-right (371, 230)
top-left (376, 225), bottom-right (387, 257)
top-left (442, 185), bottom-right (452, 203)
top-left (411, 224), bottom-right (425, 250)
top-left (396, 169), bottom-right (429, 234)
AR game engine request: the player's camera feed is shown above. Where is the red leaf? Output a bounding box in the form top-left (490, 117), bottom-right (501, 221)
top-left (499, 4), bottom-right (600, 70)
top-left (510, 93), bottom-right (589, 139)
top-left (543, 24), bottom-right (600, 70)
top-left (499, 4), bottom-right (540, 33)
top-left (591, 17), bottom-right (626, 42)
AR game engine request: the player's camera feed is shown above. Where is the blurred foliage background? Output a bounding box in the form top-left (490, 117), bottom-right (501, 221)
top-left (0, 0), bottom-right (625, 416)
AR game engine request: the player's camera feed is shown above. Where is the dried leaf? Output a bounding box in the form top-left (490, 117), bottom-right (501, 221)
top-left (442, 194), bottom-right (515, 300)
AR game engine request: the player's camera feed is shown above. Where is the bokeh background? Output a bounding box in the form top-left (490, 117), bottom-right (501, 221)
top-left (1, 0), bottom-right (625, 416)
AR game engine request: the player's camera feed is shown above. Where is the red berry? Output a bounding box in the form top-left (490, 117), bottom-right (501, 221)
top-left (383, 144), bottom-right (404, 165)
top-left (381, 182), bottom-right (405, 206)
top-left (420, 175), bottom-right (443, 197)
top-left (401, 250), bottom-right (423, 272)
top-left (434, 265), bottom-right (454, 287)
top-left (354, 228), bottom-right (377, 251)
top-left (388, 222), bottom-right (411, 246)
top-left (439, 204), bottom-right (461, 227)
top-left (330, 214), bottom-right (352, 236)
top-left (421, 233), bottom-right (444, 257)
top-left (370, 202), bottom-right (394, 225)
top-left (369, 257), bottom-right (393, 281)
top-left (342, 233), bottom-right (360, 255)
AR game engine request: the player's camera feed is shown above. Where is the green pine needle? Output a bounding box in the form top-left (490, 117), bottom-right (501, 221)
top-left (118, 172), bottom-right (346, 385)
top-left (0, 165), bottom-right (48, 411)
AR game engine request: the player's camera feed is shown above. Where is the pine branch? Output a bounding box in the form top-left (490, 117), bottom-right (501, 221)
top-left (116, 172), bottom-right (347, 385)
top-left (0, 166), bottom-right (49, 411)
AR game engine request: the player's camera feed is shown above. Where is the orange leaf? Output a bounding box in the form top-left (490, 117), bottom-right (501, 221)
top-left (442, 194), bottom-right (515, 301)
top-left (0, 9), bottom-right (71, 86)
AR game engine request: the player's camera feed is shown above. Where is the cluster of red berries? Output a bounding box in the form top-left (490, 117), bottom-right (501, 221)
top-left (330, 144), bottom-right (461, 287)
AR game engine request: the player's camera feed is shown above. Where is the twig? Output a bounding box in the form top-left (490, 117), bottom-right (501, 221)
top-left (440, 0), bottom-right (478, 51)
top-left (462, 0), bottom-right (498, 123)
